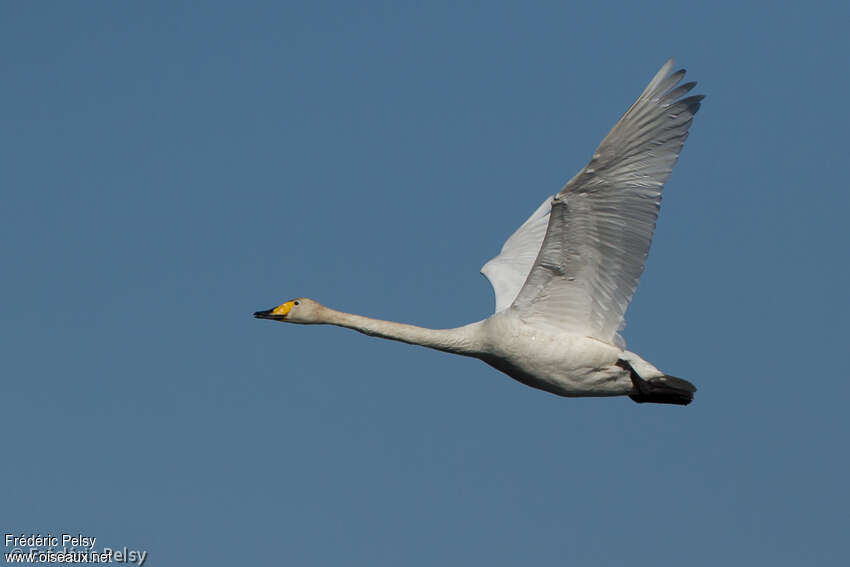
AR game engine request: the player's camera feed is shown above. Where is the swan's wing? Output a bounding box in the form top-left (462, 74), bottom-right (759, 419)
top-left (511, 59), bottom-right (704, 346)
top-left (481, 196), bottom-right (552, 312)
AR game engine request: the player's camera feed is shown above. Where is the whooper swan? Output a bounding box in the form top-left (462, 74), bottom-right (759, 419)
top-left (256, 59), bottom-right (703, 405)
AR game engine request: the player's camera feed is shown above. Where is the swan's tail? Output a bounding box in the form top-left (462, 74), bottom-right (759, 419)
top-left (628, 374), bottom-right (696, 406)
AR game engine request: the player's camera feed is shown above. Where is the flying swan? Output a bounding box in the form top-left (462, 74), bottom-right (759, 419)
top-left (256, 59), bottom-right (703, 405)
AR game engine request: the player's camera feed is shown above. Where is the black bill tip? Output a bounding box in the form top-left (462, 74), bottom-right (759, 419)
top-left (253, 309), bottom-right (274, 319)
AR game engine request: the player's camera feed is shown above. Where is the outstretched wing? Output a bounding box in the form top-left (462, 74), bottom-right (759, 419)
top-left (493, 59), bottom-right (703, 346)
top-left (481, 196), bottom-right (553, 312)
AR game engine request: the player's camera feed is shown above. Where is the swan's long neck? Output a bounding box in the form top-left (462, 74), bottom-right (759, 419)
top-left (320, 307), bottom-right (485, 357)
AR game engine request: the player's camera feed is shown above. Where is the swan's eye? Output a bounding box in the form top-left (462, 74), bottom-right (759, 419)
top-left (294, 301), bottom-right (300, 305)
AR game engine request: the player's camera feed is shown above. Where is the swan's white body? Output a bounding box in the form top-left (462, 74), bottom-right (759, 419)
top-left (478, 314), bottom-right (655, 398)
top-left (256, 59), bottom-right (703, 405)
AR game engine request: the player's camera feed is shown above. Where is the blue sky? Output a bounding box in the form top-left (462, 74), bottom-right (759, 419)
top-left (2, 1), bottom-right (848, 565)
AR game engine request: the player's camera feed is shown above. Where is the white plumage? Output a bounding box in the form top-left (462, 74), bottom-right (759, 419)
top-left (256, 59), bottom-right (704, 405)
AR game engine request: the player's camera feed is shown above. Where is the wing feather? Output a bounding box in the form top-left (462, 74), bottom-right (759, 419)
top-left (509, 59), bottom-right (704, 346)
top-left (481, 196), bottom-right (552, 312)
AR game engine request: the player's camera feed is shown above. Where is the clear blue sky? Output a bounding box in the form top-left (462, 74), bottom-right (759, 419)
top-left (3, 1), bottom-right (848, 565)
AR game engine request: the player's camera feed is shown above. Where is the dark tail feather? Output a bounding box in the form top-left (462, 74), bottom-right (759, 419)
top-left (629, 374), bottom-right (696, 406)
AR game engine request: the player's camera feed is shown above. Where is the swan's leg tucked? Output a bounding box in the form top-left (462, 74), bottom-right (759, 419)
top-left (616, 359), bottom-right (696, 406)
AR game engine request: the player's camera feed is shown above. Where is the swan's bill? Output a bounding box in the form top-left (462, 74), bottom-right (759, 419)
top-left (254, 300), bottom-right (294, 320)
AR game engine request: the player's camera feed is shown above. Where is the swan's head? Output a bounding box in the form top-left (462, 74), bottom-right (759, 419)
top-left (253, 298), bottom-right (324, 324)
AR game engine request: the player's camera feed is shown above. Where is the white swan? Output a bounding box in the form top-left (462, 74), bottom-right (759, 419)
top-left (256, 59), bottom-right (703, 405)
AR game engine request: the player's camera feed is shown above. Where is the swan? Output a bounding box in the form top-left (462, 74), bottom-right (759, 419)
top-left (255, 59), bottom-right (703, 405)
